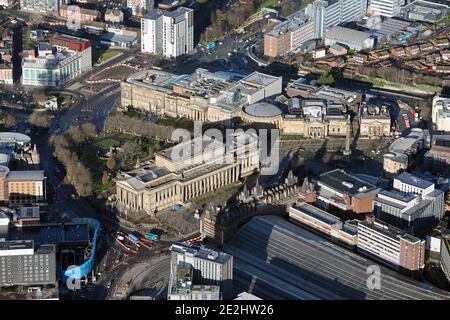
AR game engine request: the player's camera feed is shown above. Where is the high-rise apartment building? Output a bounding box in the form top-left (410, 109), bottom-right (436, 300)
top-left (368, 0), bottom-right (405, 17)
top-left (305, 0), bottom-right (368, 38)
top-left (141, 7), bottom-right (194, 58)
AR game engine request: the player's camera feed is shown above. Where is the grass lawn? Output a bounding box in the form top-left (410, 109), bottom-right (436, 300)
top-left (94, 138), bottom-right (121, 150)
top-left (54, 93), bottom-right (72, 106)
top-left (93, 180), bottom-right (114, 194)
top-left (77, 132), bottom-right (175, 194)
top-left (257, 0), bottom-right (279, 11)
top-left (95, 49), bottom-right (121, 64)
top-left (91, 65), bottom-right (136, 81)
top-left (100, 132), bottom-right (136, 141)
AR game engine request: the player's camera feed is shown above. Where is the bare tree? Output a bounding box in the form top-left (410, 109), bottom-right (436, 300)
top-left (102, 171), bottom-right (109, 185)
top-left (0, 112), bottom-right (16, 128)
top-left (106, 155), bottom-right (116, 170)
top-left (121, 141), bottom-right (140, 163)
top-left (29, 111), bottom-right (51, 129)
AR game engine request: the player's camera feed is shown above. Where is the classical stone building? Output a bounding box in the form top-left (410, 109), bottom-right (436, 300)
top-left (281, 98), bottom-right (350, 138)
top-left (359, 104), bottom-right (391, 138)
top-left (114, 132), bottom-right (260, 214)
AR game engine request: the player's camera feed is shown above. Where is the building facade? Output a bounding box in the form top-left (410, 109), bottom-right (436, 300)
top-left (114, 133), bottom-right (260, 214)
top-left (383, 128), bottom-right (430, 175)
top-left (400, 1), bottom-right (449, 23)
top-left (432, 95), bottom-right (450, 132)
top-left (359, 104), bottom-right (391, 137)
top-left (121, 68), bottom-right (282, 122)
top-left (59, 5), bottom-right (101, 22)
top-left (368, 0), bottom-right (405, 17)
top-left (0, 240), bottom-right (56, 286)
top-left (324, 26), bottom-right (375, 51)
top-left (289, 203), bottom-right (358, 248)
top-left (127, 0), bottom-right (153, 16)
top-left (424, 135), bottom-right (450, 173)
top-left (0, 64), bottom-right (13, 85)
top-left (0, 166), bottom-right (46, 206)
top-left (374, 177), bottom-right (445, 237)
top-left (20, 0), bottom-right (68, 13)
top-left (316, 169), bottom-right (380, 214)
top-left (305, 0), bottom-right (368, 38)
top-left (48, 34), bottom-right (92, 72)
top-left (105, 9), bottom-right (124, 24)
top-left (357, 216), bottom-right (426, 272)
top-left (168, 243), bottom-right (233, 300)
top-left (141, 7), bottom-right (194, 58)
top-left (264, 12), bottom-right (314, 58)
top-left (22, 43), bottom-right (82, 87)
top-left (441, 237), bottom-right (450, 284)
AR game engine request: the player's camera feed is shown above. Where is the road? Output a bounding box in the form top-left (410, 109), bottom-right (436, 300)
top-left (108, 255), bottom-right (170, 300)
top-left (50, 83), bottom-right (120, 134)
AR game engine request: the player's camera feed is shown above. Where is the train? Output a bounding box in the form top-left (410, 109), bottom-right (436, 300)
top-left (144, 233), bottom-right (159, 242)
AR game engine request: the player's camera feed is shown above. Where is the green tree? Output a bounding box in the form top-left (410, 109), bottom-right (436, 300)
top-left (318, 72), bottom-right (334, 85)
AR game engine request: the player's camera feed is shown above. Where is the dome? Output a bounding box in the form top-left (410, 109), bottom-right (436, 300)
top-left (0, 154), bottom-right (9, 166)
top-left (244, 102), bottom-right (282, 118)
top-left (0, 132), bottom-right (31, 146)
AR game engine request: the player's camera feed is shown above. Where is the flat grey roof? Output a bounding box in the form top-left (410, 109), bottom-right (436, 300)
top-left (325, 26), bottom-right (371, 43)
top-left (101, 32), bottom-right (136, 43)
top-left (395, 172), bottom-right (434, 189)
top-left (241, 71), bottom-right (281, 87)
top-left (171, 242), bottom-right (231, 264)
top-left (7, 170), bottom-right (45, 182)
top-left (378, 189), bottom-right (417, 203)
top-left (291, 203), bottom-right (341, 226)
top-left (318, 169), bottom-right (377, 196)
top-left (144, 7), bottom-right (192, 20)
top-left (7, 223), bottom-right (89, 245)
top-left (0, 239), bottom-right (34, 251)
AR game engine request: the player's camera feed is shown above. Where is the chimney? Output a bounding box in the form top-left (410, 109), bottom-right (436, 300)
top-left (365, 214), bottom-right (375, 224)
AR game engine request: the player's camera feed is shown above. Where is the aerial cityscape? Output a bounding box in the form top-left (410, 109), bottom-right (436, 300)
top-left (0, 0), bottom-right (449, 307)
